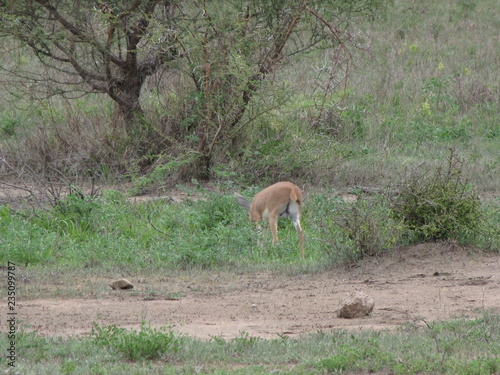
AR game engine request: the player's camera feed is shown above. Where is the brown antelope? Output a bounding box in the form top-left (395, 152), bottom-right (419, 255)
top-left (234, 181), bottom-right (305, 258)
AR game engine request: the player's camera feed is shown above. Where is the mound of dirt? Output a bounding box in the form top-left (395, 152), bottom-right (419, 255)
top-left (17, 244), bottom-right (500, 339)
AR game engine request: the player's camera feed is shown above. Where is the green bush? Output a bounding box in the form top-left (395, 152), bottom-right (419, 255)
top-left (329, 197), bottom-right (403, 261)
top-left (33, 190), bottom-right (101, 240)
top-left (0, 112), bottom-right (21, 137)
top-left (91, 322), bottom-right (182, 361)
top-left (391, 151), bottom-right (481, 242)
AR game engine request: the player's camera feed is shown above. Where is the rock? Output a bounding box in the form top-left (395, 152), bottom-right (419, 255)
top-left (109, 278), bottom-right (134, 290)
top-left (338, 291), bottom-right (374, 319)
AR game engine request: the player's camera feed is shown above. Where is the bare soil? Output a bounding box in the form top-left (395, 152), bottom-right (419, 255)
top-left (15, 243), bottom-right (500, 340)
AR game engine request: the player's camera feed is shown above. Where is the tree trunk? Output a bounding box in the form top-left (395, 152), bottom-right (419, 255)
top-left (110, 76), bottom-right (145, 135)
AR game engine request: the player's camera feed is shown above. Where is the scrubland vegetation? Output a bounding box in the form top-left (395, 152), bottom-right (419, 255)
top-left (0, 313), bottom-right (498, 374)
top-left (1, 0), bottom-right (499, 373)
top-left (0, 0), bottom-right (498, 190)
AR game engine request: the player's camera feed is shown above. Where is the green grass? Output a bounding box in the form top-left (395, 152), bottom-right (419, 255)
top-left (270, 0), bottom-right (500, 189)
top-left (1, 187), bottom-right (498, 274)
top-left (2, 313), bottom-right (499, 374)
top-left (0, 188), bottom-right (338, 272)
top-left (91, 322), bottom-right (182, 361)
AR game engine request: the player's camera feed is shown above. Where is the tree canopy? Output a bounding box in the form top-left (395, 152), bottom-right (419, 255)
top-left (1, 0), bottom-right (388, 177)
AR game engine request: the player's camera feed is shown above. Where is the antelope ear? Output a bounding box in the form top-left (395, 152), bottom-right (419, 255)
top-left (234, 192), bottom-right (251, 210)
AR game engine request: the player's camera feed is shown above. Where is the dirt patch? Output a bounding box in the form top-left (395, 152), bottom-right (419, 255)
top-left (13, 244), bottom-right (500, 340)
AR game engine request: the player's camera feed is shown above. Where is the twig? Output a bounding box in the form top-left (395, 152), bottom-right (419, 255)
top-left (0, 180), bottom-right (34, 194)
top-left (147, 208), bottom-right (168, 236)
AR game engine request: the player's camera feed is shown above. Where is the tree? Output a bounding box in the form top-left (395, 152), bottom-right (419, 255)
top-left (174, 0), bottom-right (388, 177)
top-left (1, 0), bottom-right (388, 179)
top-left (0, 0), bottom-right (178, 133)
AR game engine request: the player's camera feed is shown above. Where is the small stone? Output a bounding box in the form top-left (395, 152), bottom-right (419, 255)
top-left (109, 278), bottom-right (134, 290)
top-left (338, 291), bottom-right (374, 319)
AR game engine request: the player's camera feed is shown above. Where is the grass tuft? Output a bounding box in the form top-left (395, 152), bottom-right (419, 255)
top-left (91, 322), bottom-right (182, 362)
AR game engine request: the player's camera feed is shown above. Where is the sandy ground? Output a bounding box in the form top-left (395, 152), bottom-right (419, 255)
top-left (11, 243), bottom-right (500, 340)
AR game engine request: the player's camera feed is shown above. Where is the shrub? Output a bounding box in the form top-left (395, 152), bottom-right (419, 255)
top-left (391, 151), bottom-right (481, 242)
top-left (91, 322), bottom-right (181, 361)
top-left (33, 190), bottom-right (101, 240)
top-left (331, 197), bottom-right (403, 261)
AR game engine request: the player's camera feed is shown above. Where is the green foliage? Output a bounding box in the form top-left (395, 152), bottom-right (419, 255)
top-left (0, 112), bottom-right (22, 137)
top-left (317, 336), bottom-right (393, 373)
top-left (392, 151), bottom-right (482, 242)
top-left (0, 207), bottom-right (60, 266)
top-left (60, 359), bottom-right (76, 375)
top-left (212, 331), bottom-right (264, 356)
top-left (329, 197), bottom-right (403, 260)
top-left (1, 182), bottom-right (497, 271)
top-left (475, 200), bottom-right (500, 251)
top-left (317, 313), bottom-right (500, 375)
top-left (0, 0), bottom-right (391, 180)
top-left (131, 153), bottom-right (201, 195)
top-left (456, 0), bottom-right (478, 19)
top-left (91, 322), bottom-right (182, 362)
top-left (1, 312), bottom-right (499, 374)
top-left (33, 190), bottom-right (101, 240)
top-left (194, 193), bottom-right (237, 231)
top-left (1, 0), bottom-right (498, 190)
